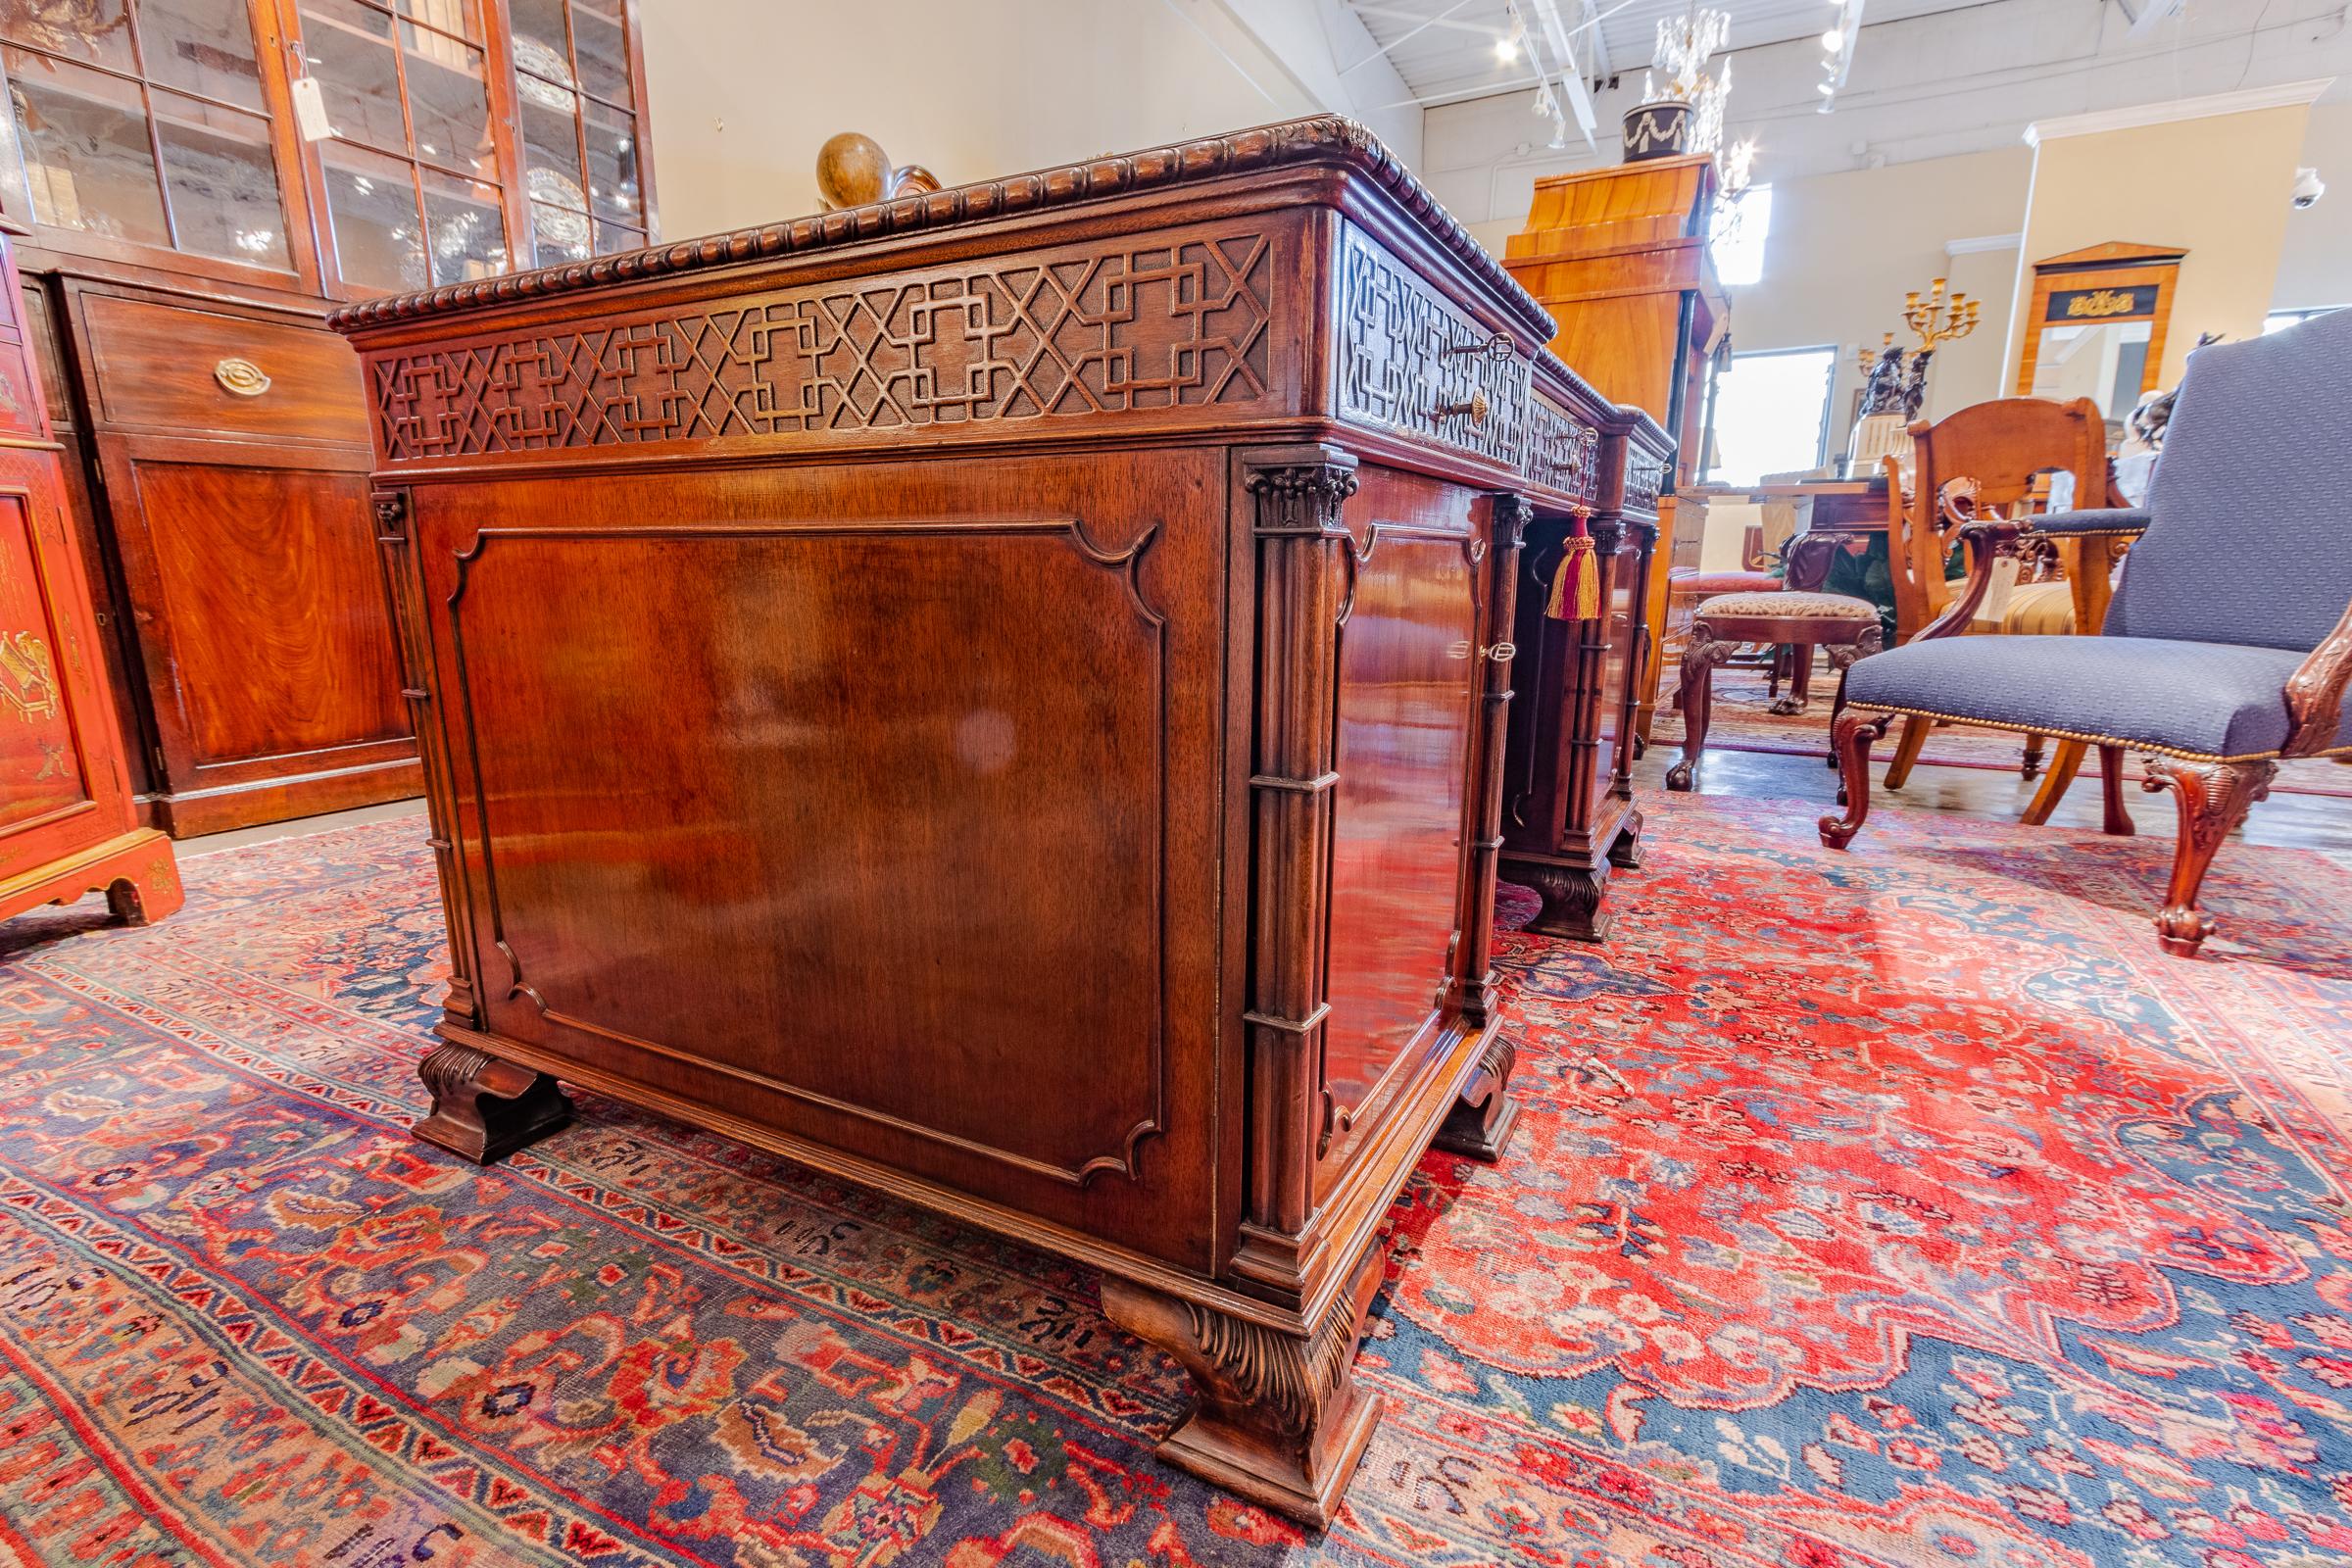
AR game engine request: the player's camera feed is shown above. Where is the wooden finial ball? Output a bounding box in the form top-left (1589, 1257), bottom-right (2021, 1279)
top-left (816, 132), bottom-right (893, 211)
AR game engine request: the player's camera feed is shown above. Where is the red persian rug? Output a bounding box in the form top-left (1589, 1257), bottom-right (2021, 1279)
top-left (1648, 668), bottom-right (2352, 800)
top-left (2, 794), bottom-right (2349, 1567)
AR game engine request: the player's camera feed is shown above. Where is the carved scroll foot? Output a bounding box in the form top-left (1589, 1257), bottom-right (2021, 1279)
top-left (413, 1041), bottom-right (572, 1164)
top-left (1509, 860), bottom-right (1612, 942)
top-left (1101, 1252), bottom-right (1384, 1529)
top-left (1821, 712), bottom-right (1894, 847)
top-left (2140, 756), bottom-right (2277, 956)
top-left (1433, 1032), bottom-right (1520, 1161)
top-left (1606, 812), bottom-right (1645, 870)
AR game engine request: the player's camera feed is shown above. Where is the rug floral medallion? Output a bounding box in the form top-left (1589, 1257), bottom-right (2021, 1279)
top-left (1, 791), bottom-right (2348, 1567)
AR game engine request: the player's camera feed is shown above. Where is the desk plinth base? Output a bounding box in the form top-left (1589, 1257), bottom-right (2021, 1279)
top-left (413, 1042), bottom-right (572, 1164)
top-left (1102, 1246), bottom-right (1387, 1530)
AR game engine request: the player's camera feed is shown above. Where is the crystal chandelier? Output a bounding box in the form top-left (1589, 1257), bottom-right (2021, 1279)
top-left (1645, 3), bottom-right (1734, 156)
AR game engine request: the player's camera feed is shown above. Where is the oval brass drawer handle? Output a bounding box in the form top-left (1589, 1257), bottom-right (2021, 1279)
top-left (214, 358), bottom-right (270, 397)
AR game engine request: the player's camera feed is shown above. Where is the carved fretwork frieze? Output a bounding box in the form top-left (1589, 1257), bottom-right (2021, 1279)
top-left (1336, 226), bottom-right (1528, 468)
top-left (1624, 454), bottom-right (1669, 514)
top-left (1523, 392), bottom-right (1601, 502)
top-left (371, 231), bottom-right (1276, 462)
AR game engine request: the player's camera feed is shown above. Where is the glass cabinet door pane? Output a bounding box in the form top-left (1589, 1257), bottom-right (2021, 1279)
top-left (528, 196), bottom-right (586, 264)
top-left (5, 48), bottom-right (167, 244)
top-left (518, 87), bottom-right (579, 186)
top-left (582, 98), bottom-right (634, 221)
top-left (141, 0), bottom-right (267, 111)
top-left (506, 0), bottom-right (567, 65)
top-left (396, 0), bottom-right (479, 40)
top-left (400, 26), bottom-right (490, 175)
top-left (301, 0), bottom-right (405, 155)
top-left (322, 137), bottom-right (423, 290)
top-left (421, 169), bottom-right (503, 283)
top-left (570, 2), bottom-right (629, 104)
top-left (153, 89), bottom-right (288, 267)
top-left (592, 217), bottom-right (637, 256)
top-left (0, 0), bottom-right (135, 74)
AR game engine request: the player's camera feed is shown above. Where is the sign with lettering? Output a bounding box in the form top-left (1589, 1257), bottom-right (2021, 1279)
top-left (2046, 284), bottom-right (2160, 322)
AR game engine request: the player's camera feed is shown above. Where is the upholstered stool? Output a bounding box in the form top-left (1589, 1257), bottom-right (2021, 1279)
top-left (1666, 592), bottom-right (1884, 791)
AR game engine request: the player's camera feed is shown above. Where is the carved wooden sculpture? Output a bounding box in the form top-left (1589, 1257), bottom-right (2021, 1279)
top-left (330, 116), bottom-right (1651, 1525)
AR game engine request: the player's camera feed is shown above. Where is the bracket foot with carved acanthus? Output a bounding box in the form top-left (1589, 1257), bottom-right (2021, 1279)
top-left (1501, 857), bottom-right (1612, 942)
top-left (413, 1041), bottom-right (572, 1164)
top-left (1101, 1250), bottom-right (1385, 1528)
top-left (1605, 812), bottom-right (1644, 870)
top-left (1433, 1031), bottom-right (1520, 1161)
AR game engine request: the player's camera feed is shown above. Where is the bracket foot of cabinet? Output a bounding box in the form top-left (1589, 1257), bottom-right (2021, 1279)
top-left (412, 1040), bottom-right (573, 1165)
top-left (1606, 812), bottom-right (1645, 869)
top-left (1502, 855), bottom-right (1615, 943)
top-left (1432, 1032), bottom-right (1521, 1161)
top-left (0, 828), bottom-right (183, 925)
top-left (1101, 1247), bottom-right (1386, 1529)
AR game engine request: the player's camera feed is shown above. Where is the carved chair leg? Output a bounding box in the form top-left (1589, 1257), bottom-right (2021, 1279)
top-left (1434, 1033), bottom-right (1520, 1161)
top-left (1666, 625), bottom-right (1729, 792)
top-left (1821, 712), bottom-right (1894, 847)
top-left (414, 1042), bottom-right (573, 1164)
top-left (2098, 744), bottom-right (2135, 836)
top-left (2020, 738), bottom-right (2089, 826)
top-left (1770, 643), bottom-right (1818, 716)
top-left (2021, 732), bottom-right (2047, 780)
top-left (2140, 756), bottom-right (2278, 956)
top-left (1884, 714), bottom-right (1933, 790)
top-left (1101, 1248), bottom-right (1386, 1529)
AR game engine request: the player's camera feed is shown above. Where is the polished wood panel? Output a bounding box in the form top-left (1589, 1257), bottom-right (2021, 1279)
top-left (80, 293), bottom-right (370, 446)
top-left (108, 452), bottom-right (406, 767)
top-left (337, 117), bottom-right (1564, 1529)
top-left (0, 228), bottom-right (180, 929)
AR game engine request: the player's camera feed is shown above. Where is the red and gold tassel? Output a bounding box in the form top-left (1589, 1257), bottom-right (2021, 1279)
top-left (1545, 506), bottom-right (1601, 621)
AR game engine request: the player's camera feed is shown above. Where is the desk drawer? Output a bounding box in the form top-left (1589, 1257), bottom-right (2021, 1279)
top-left (80, 294), bottom-right (367, 446)
top-left (1336, 222), bottom-right (1529, 469)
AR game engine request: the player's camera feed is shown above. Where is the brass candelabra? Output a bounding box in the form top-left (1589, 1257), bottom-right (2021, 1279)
top-left (1903, 275), bottom-right (1980, 349)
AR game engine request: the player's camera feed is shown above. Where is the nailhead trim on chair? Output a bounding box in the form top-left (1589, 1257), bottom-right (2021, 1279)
top-left (1850, 703), bottom-right (2352, 764)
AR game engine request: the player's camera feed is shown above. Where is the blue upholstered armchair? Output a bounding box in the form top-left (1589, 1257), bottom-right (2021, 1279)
top-left (1820, 310), bottom-right (2352, 956)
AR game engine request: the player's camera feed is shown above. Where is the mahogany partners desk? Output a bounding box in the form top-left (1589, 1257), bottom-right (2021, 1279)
top-left (332, 117), bottom-right (1661, 1525)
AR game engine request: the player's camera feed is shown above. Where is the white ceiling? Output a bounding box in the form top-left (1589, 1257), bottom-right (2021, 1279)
top-left (1340, 0), bottom-right (1993, 107)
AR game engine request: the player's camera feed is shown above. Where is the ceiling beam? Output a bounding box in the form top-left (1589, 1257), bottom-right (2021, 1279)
top-left (1347, 1), bottom-right (1505, 38)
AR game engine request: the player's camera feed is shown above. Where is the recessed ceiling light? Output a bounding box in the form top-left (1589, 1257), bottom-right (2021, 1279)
top-left (1495, 36), bottom-right (1519, 62)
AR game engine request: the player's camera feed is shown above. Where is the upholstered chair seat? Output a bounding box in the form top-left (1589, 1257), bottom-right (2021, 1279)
top-left (1700, 590), bottom-right (1876, 621)
top-left (1843, 635), bottom-right (2327, 760)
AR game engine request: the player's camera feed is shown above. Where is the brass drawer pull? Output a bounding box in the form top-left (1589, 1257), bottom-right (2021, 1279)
top-left (1437, 387), bottom-right (1489, 425)
top-left (214, 358), bottom-right (270, 397)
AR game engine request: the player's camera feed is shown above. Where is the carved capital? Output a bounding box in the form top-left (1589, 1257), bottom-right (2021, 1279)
top-left (1247, 457), bottom-right (1360, 537)
top-left (1491, 492), bottom-right (1536, 551)
top-left (371, 489), bottom-right (410, 537)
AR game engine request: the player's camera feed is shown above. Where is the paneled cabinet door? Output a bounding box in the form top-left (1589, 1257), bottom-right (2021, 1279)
top-left (0, 440), bottom-right (179, 924)
top-left (95, 432), bottom-right (414, 834)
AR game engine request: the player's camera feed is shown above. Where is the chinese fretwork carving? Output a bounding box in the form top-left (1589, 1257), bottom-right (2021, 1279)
top-left (371, 233), bottom-right (1275, 461)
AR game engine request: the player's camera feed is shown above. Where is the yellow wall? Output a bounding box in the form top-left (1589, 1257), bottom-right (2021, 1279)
top-left (2006, 102), bottom-right (2314, 390)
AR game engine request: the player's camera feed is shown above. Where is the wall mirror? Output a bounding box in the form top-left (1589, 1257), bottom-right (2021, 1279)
top-left (2014, 241), bottom-right (2184, 433)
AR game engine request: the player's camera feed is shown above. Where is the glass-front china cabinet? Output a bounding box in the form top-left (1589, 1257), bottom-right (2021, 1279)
top-left (0, 0), bottom-right (656, 835)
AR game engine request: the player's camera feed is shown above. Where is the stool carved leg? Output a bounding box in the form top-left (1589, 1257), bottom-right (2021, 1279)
top-left (1769, 643), bottom-right (1817, 715)
top-left (1666, 625), bottom-right (1733, 792)
top-left (1822, 626), bottom-right (1882, 768)
top-left (1101, 1246), bottom-right (1386, 1528)
top-left (414, 1042), bottom-right (572, 1163)
top-left (1822, 712), bottom-right (1894, 845)
top-left (2140, 756), bottom-right (2276, 956)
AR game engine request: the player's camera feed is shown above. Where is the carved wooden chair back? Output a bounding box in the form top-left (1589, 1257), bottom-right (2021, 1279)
top-left (1883, 396), bottom-right (2107, 642)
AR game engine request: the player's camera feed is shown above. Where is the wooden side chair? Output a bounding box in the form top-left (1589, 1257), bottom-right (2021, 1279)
top-left (1878, 396), bottom-right (2112, 797)
top-left (1822, 312), bottom-right (2352, 956)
